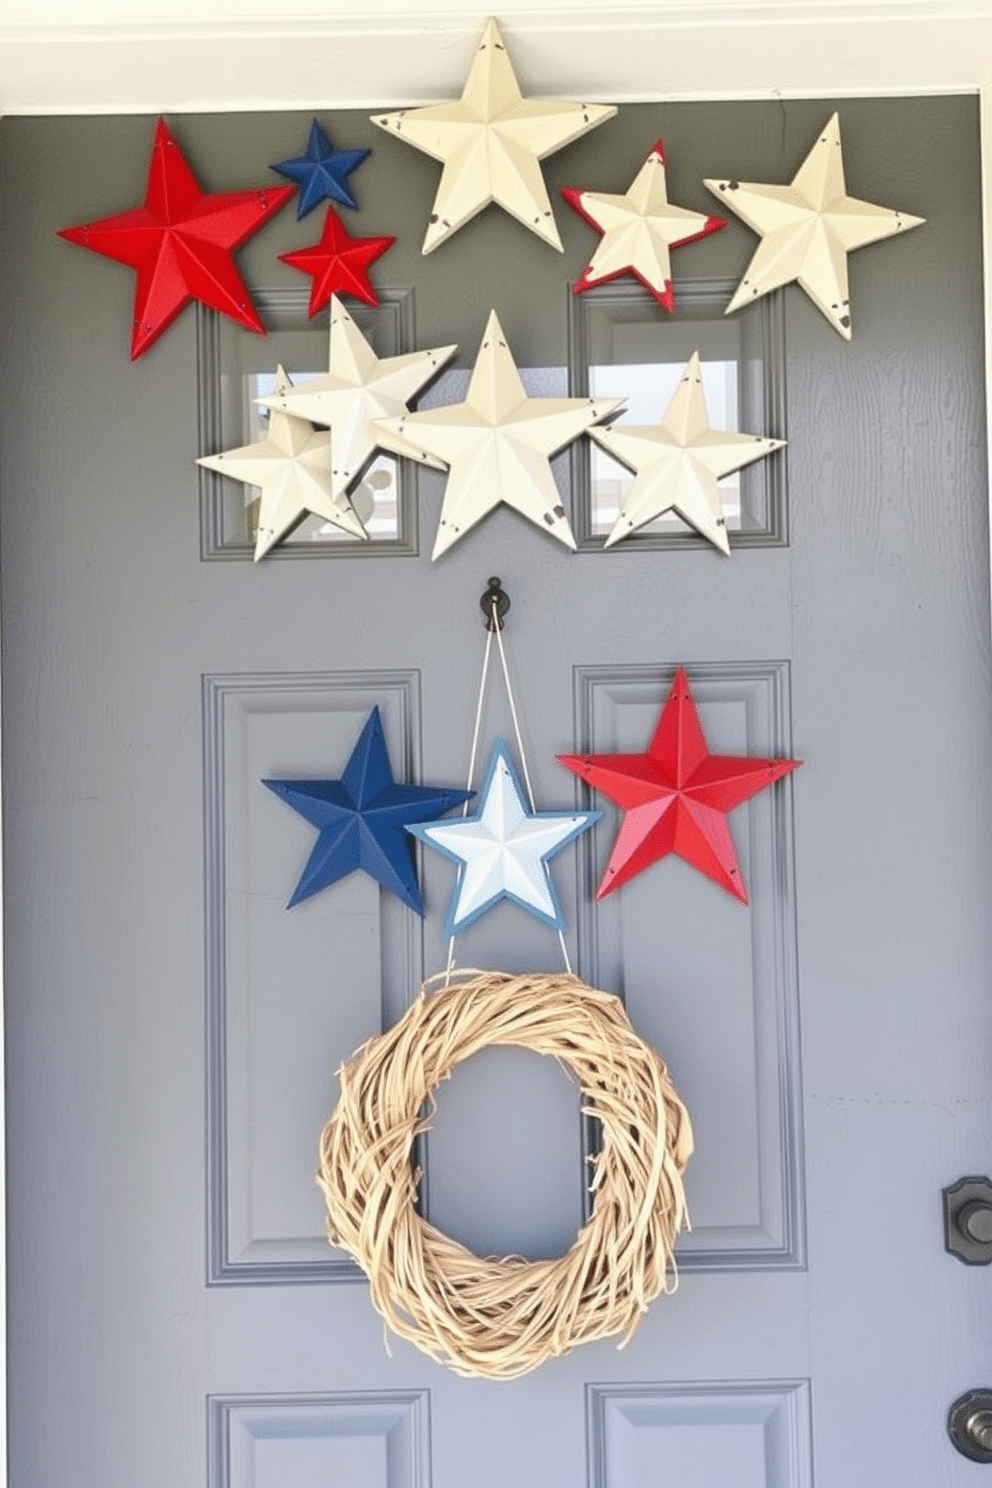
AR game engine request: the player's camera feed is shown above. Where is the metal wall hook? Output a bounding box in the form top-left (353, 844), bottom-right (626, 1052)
top-left (480, 576), bottom-right (510, 632)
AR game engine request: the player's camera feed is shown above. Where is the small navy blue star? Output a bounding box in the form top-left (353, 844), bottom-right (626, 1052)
top-left (264, 706), bottom-right (472, 912)
top-left (271, 119), bottom-right (371, 218)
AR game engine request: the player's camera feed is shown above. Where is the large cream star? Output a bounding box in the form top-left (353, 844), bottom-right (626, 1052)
top-left (563, 139), bottom-right (726, 310)
top-left (257, 296), bottom-right (457, 500)
top-left (371, 17), bottom-right (616, 254)
top-left (589, 352), bottom-right (784, 553)
top-left (376, 309), bottom-right (623, 560)
top-left (705, 112), bottom-right (924, 339)
top-left (197, 365), bottom-right (368, 561)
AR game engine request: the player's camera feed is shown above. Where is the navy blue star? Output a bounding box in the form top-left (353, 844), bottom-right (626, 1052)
top-left (264, 706), bottom-right (472, 912)
top-left (271, 119), bottom-right (372, 218)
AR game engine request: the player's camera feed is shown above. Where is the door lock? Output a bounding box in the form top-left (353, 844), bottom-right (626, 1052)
top-left (943, 1176), bottom-right (992, 1264)
top-left (949, 1390), bottom-right (992, 1462)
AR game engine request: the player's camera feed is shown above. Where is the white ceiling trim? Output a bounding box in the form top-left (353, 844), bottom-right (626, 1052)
top-left (2, 6), bottom-right (992, 115)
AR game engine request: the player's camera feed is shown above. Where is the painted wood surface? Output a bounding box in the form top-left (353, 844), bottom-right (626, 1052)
top-left (1, 96), bottom-right (990, 1488)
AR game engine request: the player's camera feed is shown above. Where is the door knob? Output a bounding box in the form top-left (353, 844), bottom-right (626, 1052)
top-left (943, 1176), bottom-right (992, 1263)
top-left (949, 1390), bottom-right (992, 1462)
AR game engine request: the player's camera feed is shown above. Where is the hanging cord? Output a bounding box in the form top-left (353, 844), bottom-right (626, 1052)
top-left (445, 587), bottom-right (573, 979)
top-left (444, 621), bottom-right (494, 980)
top-left (492, 610), bottom-right (573, 976)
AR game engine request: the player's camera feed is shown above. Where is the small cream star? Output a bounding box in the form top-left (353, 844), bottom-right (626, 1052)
top-left (563, 139), bottom-right (726, 310)
top-left (589, 352), bottom-right (784, 553)
top-left (371, 17), bottom-right (616, 254)
top-left (376, 309), bottom-right (623, 560)
top-left (197, 365), bottom-right (368, 561)
top-left (705, 112), bottom-right (924, 339)
top-left (257, 297), bottom-right (457, 500)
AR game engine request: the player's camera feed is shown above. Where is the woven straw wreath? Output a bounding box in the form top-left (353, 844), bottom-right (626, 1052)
top-left (317, 969), bottom-right (693, 1380)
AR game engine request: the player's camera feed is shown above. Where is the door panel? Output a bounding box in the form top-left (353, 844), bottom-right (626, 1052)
top-left (2, 94), bottom-right (990, 1488)
top-left (204, 669), bottom-right (424, 1283)
top-left (578, 661), bottom-right (802, 1265)
top-left (587, 1381), bottom-right (814, 1488)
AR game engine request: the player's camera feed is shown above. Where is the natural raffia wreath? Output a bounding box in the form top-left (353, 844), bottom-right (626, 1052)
top-left (317, 970), bottom-right (693, 1380)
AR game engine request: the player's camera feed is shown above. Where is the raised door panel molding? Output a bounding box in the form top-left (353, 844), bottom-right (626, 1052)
top-left (203, 670), bottom-right (424, 1283)
top-left (572, 661), bottom-right (804, 1268)
top-left (208, 1392), bottom-right (430, 1488)
top-left (587, 1381), bottom-right (812, 1488)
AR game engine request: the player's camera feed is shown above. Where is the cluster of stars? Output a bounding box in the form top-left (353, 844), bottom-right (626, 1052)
top-left (59, 21), bottom-right (922, 560)
top-left (266, 669), bottom-right (800, 926)
top-left (59, 18), bottom-right (930, 930)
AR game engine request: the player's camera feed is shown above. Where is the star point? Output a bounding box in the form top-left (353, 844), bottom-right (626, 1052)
top-left (371, 17), bottom-right (616, 254)
top-left (705, 112), bottom-right (924, 339)
top-left (264, 706), bottom-right (473, 914)
top-left (408, 740), bottom-right (599, 935)
top-left (564, 139), bottom-right (726, 311)
top-left (57, 117), bottom-right (294, 359)
top-left (589, 351), bottom-right (784, 552)
top-left (557, 667), bottom-right (801, 903)
top-left (376, 307), bottom-right (623, 559)
top-left (257, 296), bottom-right (457, 502)
top-left (278, 206), bottom-right (395, 317)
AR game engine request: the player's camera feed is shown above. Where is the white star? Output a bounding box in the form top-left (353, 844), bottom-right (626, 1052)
top-left (377, 309), bottom-right (623, 559)
top-left (564, 139), bottom-right (726, 310)
top-left (257, 296), bottom-right (457, 501)
top-left (371, 17), bottom-right (616, 254)
top-left (589, 351), bottom-right (784, 553)
top-left (705, 112), bottom-right (924, 339)
top-left (407, 741), bottom-right (599, 936)
top-left (196, 365), bottom-right (368, 561)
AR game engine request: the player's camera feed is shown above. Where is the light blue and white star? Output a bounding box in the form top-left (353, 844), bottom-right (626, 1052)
top-left (407, 740), bottom-right (599, 937)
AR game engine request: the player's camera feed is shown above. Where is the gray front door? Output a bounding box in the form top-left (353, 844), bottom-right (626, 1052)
top-left (2, 92), bottom-right (990, 1488)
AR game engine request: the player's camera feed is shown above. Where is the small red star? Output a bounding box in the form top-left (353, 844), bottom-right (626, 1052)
top-left (557, 667), bottom-right (801, 904)
top-left (278, 207), bottom-right (395, 317)
top-left (57, 117), bottom-right (294, 360)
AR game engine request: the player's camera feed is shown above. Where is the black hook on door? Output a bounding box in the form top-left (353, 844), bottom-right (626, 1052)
top-left (480, 576), bottom-right (510, 632)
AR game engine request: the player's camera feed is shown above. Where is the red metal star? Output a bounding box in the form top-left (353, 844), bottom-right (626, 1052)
top-left (57, 118), bottom-right (294, 360)
top-left (278, 207), bottom-right (395, 317)
top-left (557, 667), bottom-right (801, 904)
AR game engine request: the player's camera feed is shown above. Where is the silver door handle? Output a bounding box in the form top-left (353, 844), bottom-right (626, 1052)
top-left (949, 1390), bottom-right (992, 1462)
top-left (943, 1176), bottom-right (992, 1263)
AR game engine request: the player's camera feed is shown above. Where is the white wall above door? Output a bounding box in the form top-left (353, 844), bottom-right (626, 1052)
top-left (3, 3), bottom-right (992, 115)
